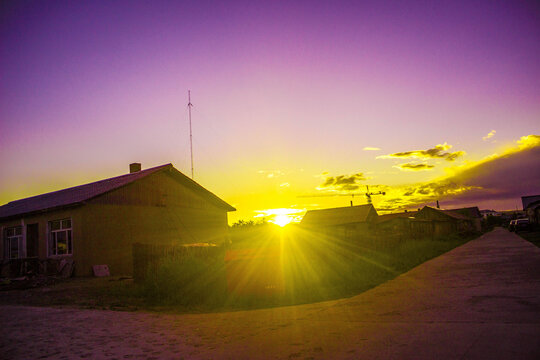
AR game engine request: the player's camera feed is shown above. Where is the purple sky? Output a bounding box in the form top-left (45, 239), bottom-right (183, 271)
top-left (1, 0), bottom-right (539, 222)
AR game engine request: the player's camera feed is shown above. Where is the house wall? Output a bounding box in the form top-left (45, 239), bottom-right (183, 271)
top-left (526, 205), bottom-right (540, 225)
top-left (472, 218), bottom-right (482, 232)
top-left (77, 172), bottom-right (230, 276)
top-left (415, 208), bottom-right (459, 236)
top-left (1, 171), bottom-right (231, 277)
top-left (433, 221), bottom-right (458, 236)
top-left (377, 218), bottom-right (411, 234)
top-left (0, 207), bottom-right (83, 265)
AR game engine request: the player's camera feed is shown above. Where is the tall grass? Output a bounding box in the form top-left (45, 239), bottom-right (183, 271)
top-left (141, 229), bottom-right (472, 310)
top-left (142, 254), bottom-right (228, 307)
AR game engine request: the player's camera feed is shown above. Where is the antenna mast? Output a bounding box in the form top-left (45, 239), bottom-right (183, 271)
top-left (188, 90), bottom-right (194, 179)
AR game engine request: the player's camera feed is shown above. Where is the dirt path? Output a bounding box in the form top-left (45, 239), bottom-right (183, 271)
top-left (2, 228), bottom-right (539, 359)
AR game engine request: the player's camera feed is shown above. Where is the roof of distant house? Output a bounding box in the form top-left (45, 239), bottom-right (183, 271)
top-left (443, 206), bottom-right (481, 219)
top-left (376, 211), bottom-right (418, 224)
top-left (525, 200), bottom-right (540, 210)
top-left (0, 163), bottom-right (235, 220)
top-left (419, 206), bottom-right (472, 220)
top-left (301, 204), bottom-right (377, 226)
top-left (522, 195), bottom-right (540, 210)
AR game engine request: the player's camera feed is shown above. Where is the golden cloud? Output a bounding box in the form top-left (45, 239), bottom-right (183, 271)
top-left (482, 129), bottom-right (496, 141)
top-left (376, 134), bottom-right (540, 212)
top-left (377, 143), bottom-right (465, 162)
top-left (394, 163), bottom-right (435, 171)
top-left (318, 172), bottom-right (366, 192)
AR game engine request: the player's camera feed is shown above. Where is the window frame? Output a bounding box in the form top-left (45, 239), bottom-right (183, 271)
top-left (4, 226), bottom-right (22, 259)
top-left (48, 218), bottom-right (73, 257)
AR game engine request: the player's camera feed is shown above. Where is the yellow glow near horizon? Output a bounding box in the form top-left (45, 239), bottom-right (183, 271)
top-left (272, 214), bottom-right (293, 227)
top-left (254, 208), bottom-right (305, 227)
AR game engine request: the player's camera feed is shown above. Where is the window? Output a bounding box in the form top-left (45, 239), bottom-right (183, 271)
top-left (48, 218), bottom-right (72, 256)
top-left (4, 226), bottom-right (22, 259)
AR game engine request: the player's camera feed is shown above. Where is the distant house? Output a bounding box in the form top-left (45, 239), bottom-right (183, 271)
top-left (414, 206), bottom-right (478, 236)
top-left (480, 209), bottom-right (501, 218)
top-left (0, 163), bottom-right (235, 276)
top-left (442, 207), bottom-right (482, 232)
top-left (300, 204), bottom-right (378, 239)
top-left (522, 195), bottom-right (540, 225)
top-left (376, 211), bottom-right (417, 235)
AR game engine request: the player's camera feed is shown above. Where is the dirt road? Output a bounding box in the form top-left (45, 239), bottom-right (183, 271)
top-left (1, 228), bottom-right (539, 359)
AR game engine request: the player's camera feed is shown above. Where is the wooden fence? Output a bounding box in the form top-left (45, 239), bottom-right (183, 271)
top-left (132, 243), bottom-right (223, 282)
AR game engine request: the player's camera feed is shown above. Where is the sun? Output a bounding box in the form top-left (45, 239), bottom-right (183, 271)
top-left (272, 214), bottom-right (293, 227)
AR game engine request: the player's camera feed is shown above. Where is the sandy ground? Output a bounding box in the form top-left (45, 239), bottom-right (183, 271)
top-left (1, 227), bottom-right (539, 359)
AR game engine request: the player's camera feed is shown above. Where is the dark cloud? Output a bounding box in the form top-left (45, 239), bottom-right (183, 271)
top-left (319, 173), bottom-right (366, 191)
top-left (396, 163), bottom-right (435, 171)
top-left (378, 135), bottom-right (540, 211)
top-left (378, 143), bottom-right (465, 162)
top-left (397, 137), bottom-right (539, 209)
top-left (438, 144), bottom-right (540, 206)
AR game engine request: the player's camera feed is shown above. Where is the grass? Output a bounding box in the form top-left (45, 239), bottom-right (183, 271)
top-left (138, 229), bottom-right (473, 311)
top-left (0, 277), bottom-right (145, 311)
top-left (0, 229), bottom-right (474, 313)
top-left (517, 228), bottom-right (540, 248)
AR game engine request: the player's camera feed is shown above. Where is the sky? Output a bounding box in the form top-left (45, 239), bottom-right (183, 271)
top-left (1, 0), bottom-right (539, 225)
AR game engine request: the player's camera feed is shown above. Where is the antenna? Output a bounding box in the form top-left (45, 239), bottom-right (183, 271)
top-left (298, 185), bottom-right (385, 206)
top-left (188, 90), bottom-right (194, 179)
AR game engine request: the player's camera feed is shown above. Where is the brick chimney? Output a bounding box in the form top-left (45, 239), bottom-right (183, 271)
top-left (130, 163), bottom-right (141, 173)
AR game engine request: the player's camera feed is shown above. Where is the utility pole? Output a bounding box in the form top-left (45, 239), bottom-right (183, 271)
top-left (188, 90), bottom-right (194, 179)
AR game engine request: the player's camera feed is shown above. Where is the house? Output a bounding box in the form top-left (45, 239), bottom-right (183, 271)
top-left (300, 204), bottom-right (378, 239)
top-left (0, 163), bottom-right (235, 276)
top-left (480, 209), bottom-right (501, 218)
top-left (414, 206), bottom-right (478, 236)
top-left (442, 206), bottom-right (482, 232)
top-left (522, 195), bottom-right (540, 225)
top-left (376, 211), bottom-right (417, 235)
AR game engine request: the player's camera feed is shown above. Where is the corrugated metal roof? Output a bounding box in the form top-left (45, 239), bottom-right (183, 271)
top-left (301, 204), bottom-right (377, 226)
top-left (0, 163), bottom-right (235, 220)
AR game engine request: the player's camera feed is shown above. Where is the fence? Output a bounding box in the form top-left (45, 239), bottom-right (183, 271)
top-left (132, 243), bottom-right (223, 282)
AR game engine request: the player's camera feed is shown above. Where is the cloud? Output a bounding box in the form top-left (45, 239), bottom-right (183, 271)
top-left (363, 147), bottom-right (381, 151)
top-left (394, 163), bottom-right (435, 171)
top-left (376, 134), bottom-right (540, 211)
top-left (482, 130), bottom-right (496, 141)
top-left (377, 143), bottom-right (465, 162)
top-left (258, 170), bottom-right (284, 178)
top-left (279, 182), bottom-right (290, 187)
top-left (318, 172), bottom-right (366, 192)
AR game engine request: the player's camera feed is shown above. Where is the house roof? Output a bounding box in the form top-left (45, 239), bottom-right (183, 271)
top-left (0, 164), bottom-right (235, 220)
top-left (522, 195), bottom-right (540, 210)
top-left (443, 206), bottom-right (481, 219)
top-left (300, 204), bottom-right (377, 227)
top-left (419, 206), bottom-right (471, 220)
top-left (376, 211), bottom-right (417, 224)
top-left (525, 200), bottom-right (540, 210)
